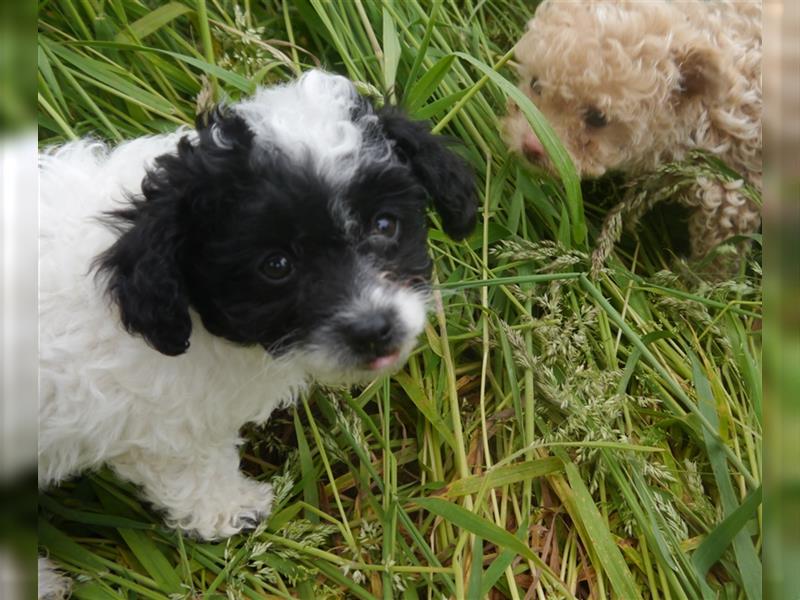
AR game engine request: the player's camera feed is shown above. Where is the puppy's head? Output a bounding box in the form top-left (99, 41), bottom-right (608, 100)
top-left (97, 71), bottom-right (476, 384)
top-left (502, 0), bottom-right (726, 177)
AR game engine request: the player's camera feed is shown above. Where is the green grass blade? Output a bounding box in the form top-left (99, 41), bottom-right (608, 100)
top-left (38, 494), bottom-right (154, 530)
top-left (692, 485), bottom-right (762, 578)
top-left (692, 352), bottom-right (762, 600)
top-left (117, 2), bottom-right (193, 41)
top-left (381, 5), bottom-right (401, 95)
top-left (116, 528), bottom-right (182, 594)
top-left (38, 92), bottom-right (78, 140)
top-left (414, 88), bottom-right (469, 119)
top-left (41, 38), bottom-right (176, 114)
top-left (404, 0), bottom-right (442, 89)
top-left (71, 41), bottom-right (253, 93)
top-left (412, 496), bottom-right (574, 598)
top-left (195, 0), bottom-right (217, 94)
top-left (479, 523), bottom-right (528, 598)
top-left (38, 45), bottom-right (70, 117)
top-left (393, 370), bottom-right (457, 450)
top-left (564, 461), bottom-right (643, 600)
top-left (466, 535), bottom-right (483, 600)
top-left (405, 54), bottom-right (455, 113)
top-left (39, 520), bottom-right (107, 570)
top-left (72, 582), bottom-right (124, 600)
top-left (91, 482), bottom-right (184, 593)
top-left (435, 457), bottom-right (562, 498)
top-left (293, 408), bottom-right (320, 521)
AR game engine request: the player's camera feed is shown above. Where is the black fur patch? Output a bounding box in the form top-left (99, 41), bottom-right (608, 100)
top-left (96, 95), bottom-right (476, 357)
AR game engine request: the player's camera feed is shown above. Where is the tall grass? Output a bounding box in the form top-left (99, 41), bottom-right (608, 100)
top-left (38, 1), bottom-right (762, 598)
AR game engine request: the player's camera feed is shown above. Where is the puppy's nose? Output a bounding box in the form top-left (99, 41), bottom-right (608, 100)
top-left (343, 311), bottom-right (395, 354)
top-left (522, 132), bottom-right (545, 161)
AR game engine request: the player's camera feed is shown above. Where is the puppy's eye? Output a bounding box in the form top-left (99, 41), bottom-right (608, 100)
top-left (372, 214), bottom-right (400, 240)
top-left (260, 252), bottom-right (293, 282)
top-left (529, 77), bottom-right (542, 95)
top-left (584, 108), bottom-right (608, 128)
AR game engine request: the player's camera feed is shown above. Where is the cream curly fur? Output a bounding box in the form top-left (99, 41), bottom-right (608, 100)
top-left (502, 0), bottom-right (762, 260)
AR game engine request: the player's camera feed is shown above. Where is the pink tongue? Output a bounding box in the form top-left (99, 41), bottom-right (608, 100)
top-left (369, 352), bottom-right (400, 371)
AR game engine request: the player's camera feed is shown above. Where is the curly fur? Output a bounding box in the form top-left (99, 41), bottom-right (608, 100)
top-left (502, 0), bottom-right (762, 260)
top-left (37, 558), bottom-right (70, 600)
top-left (38, 69), bottom-right (476, 593)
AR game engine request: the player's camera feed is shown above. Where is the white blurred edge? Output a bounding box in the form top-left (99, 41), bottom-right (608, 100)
top-left (1, 130), bottom-right (38, 483)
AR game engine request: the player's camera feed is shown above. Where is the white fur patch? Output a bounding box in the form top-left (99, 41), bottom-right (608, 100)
top-left (368, 285), bottom-right (427, 340)
top-left (234, 70), bottom-right (395, 188)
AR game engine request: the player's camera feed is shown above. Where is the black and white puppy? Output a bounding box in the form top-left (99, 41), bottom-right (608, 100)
top-left (39, 70), bottom-right (476, 543)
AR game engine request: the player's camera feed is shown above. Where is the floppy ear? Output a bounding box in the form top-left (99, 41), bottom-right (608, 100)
top-left (95, 158), bottom-right (192, 356)
top-left (378, 108), bottom-right (477, 240)
top-left (96, 107), bottom-right (254, 356)
top-left (673, 44), bottom-right (725, 102)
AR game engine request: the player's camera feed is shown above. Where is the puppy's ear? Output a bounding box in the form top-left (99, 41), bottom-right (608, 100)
top-left (673, 44), bottom-right (725, 102)
top-left (96, 107), bottom-right (254, 356)
top-left (378, 108), bottom-right (477, 240)
top-left (95, 163), bottom-right (192, 356)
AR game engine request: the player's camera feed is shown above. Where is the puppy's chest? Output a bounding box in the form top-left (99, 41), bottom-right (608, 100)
top-left (173, 330), bottom-right (309, 426)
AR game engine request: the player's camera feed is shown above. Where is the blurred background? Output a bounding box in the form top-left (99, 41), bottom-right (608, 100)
top-left (763, 1), bottom-right (800, 599)
top-left (1, 0), bottom-right (37, 598)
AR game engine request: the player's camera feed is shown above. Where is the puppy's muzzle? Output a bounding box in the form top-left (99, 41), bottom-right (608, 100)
top-left (521, 131), bottom-right (545, 162)
top-left (504, 100), bottom-right (546, 164)
top-left (339, 309), bottom-right (402, 370)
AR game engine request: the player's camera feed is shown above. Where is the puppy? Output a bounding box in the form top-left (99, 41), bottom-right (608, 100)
top-left (39, 70), bottom-right (476, 548)
top-left (502, 0), bottom-right (761, 261)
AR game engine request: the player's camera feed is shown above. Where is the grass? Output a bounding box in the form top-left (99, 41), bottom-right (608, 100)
top-left (37, 1), bottom-right (762, 598)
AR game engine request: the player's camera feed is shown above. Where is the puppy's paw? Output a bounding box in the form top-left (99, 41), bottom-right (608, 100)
top-left (112, 447), bottom-right (275, 541)
top-left (172, 479), bottom-right (274, 540)
top-left (232, 509), bottom-right (264, 532)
